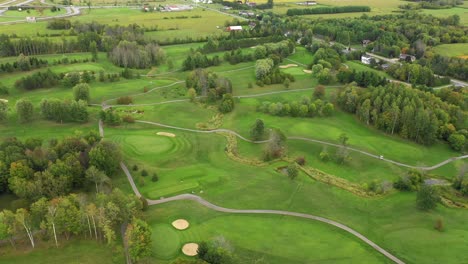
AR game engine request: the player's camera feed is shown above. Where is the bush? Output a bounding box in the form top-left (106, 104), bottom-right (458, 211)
top-left (295, 156), bottom-right (306, 166)
top-left (151, 173), bottom-right (159, 182)
top-left (116, 96), bottom-right (133, 105)
top-left (434, 219), bottom-right (444, 232)
top-left (141, 169), bottom-right (148, 177)
top-left (122, 115), bottom-right (135, 123)
top-left (416, 184), bottom-right (440, 211)
top-left (132, 164), bottom-right (139, 171)
top-left (140, 196), bottom-right (148, 211)
top-left (319, 150), bottom-right (330, 162)
top-left (287, 163), bottom-right (299, 180)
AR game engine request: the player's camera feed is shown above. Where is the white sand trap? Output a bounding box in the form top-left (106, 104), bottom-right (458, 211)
top-left (0, 99), bottom-right (8, 103)
top-left (172, 219), bottom-right (189, 230)
top-left (279, 64), bottom-right (298, 69)
top-left (157, 132), bottom-right (176, 138)
top-left (182, 243), bottom-right (199, 256)
top-left (303, 69), bottom-right (312, 74)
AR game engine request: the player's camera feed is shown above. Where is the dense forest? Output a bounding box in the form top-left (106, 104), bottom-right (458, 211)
top-left (336, 84), bottom-right (467, 150)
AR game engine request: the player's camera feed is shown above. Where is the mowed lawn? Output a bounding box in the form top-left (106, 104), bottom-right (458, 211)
top-left (433, 43), bottom-right (468, 58)
top-left (146, 201), bottom-right (392, 264)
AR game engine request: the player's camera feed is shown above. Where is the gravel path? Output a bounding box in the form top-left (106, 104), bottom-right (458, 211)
top-left (118, 161), bottom-right (405, 264)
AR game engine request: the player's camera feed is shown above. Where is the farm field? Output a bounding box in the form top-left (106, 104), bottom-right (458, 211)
top-left (422, 7), bottom-right (468, 26)
top-left (433, 43), bottom-right (468, 58)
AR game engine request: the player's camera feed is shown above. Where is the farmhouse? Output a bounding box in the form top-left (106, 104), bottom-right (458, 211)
top-left (226, 26), bottom-right (243, 31)
top-left (399, 54), bottom-right (416, 62)
top-left (361, 55), bottom-right (372, 65)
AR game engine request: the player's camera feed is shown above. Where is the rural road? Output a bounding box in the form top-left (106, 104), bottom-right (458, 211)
top-left (118, 161), bottom-right (405, 264)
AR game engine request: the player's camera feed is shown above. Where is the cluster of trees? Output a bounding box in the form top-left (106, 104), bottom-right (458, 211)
top-left (0, 54), bottom-right (48, 73)
top-left (0, 133), bottom-right (121, 199)
top-left (255, 58), bottom-right (295, 86)
top-left (62, 71), bottom-right (95, 88)
top-left (100, 109), bottom-right (123, 126)
top-left (186, 69), bottom-right (232, 97)
top-left (423, 54), bottom-right (467, 81)
top-left (257, 97), bottom-right (334, 118)
top-left (336, 84), bottom-right (467, 149)
top-left (40, 99), bottom-right (88, 123)
top-left (47, 18), bottom-right (72, 30)
top-left (263, 129), bottom-right (287, 161)
top-left (436, 87), bottom-right (467, 111)
top-left (387, 63), bottom-right (450, 87)
top-left (404, 0), bottom-right (464, 9)
top-left (197, 240), bottom-right (236, 264)
top-left (0, 189), bottom-right (147, 253)
top-left (453, 165), bottom-right (468, 196)
top-left (337, 68), bottom-right (388, 87)
top-left (182, 52), bottom-right (221, 71)
top-left (14, 69), bottom-right (59, 90)
top-left (109, 41), bottom-right (166, 69)
top-left (200, 36), bottom-right (284, 53)
top-left (286, 6), bottom-right (370, 16)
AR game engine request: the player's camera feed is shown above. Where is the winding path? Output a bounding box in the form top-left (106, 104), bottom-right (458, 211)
top-left (134, 120), bottom-right (468, 171)
top-left (118, 161), bottom-right (404, 264)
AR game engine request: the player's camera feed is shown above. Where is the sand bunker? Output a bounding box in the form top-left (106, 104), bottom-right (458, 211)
top-left (459, 55), bottom-right (468, 59)
top-left (182, 243), bottom-right (199, 256)
top-left (157, 132), bottom-right (176, 138)
top-left (303, 69), bottom-right (312, 74)
top-left (279, 64), bottom-right (298, 69)
top-left (172, 219), bottom-right (189, 230)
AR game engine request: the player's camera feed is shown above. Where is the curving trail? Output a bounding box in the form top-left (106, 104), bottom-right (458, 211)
top-left (118, 161), bottom-right (405, 264)
top-left (136, 120), bottom-right (271, 144)
top-left (135, 120), bottom-right (468, 171)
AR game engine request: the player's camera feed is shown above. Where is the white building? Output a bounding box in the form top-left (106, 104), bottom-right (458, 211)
top-left (361, 55), bottom-right (372, 65)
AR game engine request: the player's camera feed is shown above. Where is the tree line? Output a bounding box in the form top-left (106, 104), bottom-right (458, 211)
top-left (286, 6), bottom-right (371, 16)
top-left (257, 95), bottom-right (334, 118)
top-left (336, 83), bottom-right (467, 150)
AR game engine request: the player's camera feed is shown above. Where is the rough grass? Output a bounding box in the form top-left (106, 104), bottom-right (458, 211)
top-left (0, 240), bottom-right (123, 264)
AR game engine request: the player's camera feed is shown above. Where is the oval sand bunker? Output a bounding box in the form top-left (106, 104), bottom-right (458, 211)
top-left (172, 219), bottom-right (189, 230)
top-left (182, 243), bottom-right (199, 256)
top-left (157, 132), bottom-right (176, 138)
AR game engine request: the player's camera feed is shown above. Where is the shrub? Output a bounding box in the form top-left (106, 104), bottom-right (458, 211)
top-left (434, 219), bottom-right (444, 232)
top-left (319, 150), bottom-right (330, 162)
top-left (141, 169), bottom-right (148, 177)
top-left (122, 115), bottom-right (135, 123)
top-left (132, 164), bottom-right (139, 171)
top-left (287, 163), bottom-right (299, 180)
top-left (116, 96), bottom-right (133, 105)
top-left (151, 173), bottom-right (159, 182)
top-left (140, 196), bottom-right (148, 211)
top-left (295, 156), bottom-right (306, 166)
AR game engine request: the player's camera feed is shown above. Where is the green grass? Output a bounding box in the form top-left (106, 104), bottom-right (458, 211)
top-left (432, 43), bottom-right (468, 58)
top-left (146, 201), bottom-right (392, 264)
top-left (422, 7), bottom-right (468, 26)
top-left (0, 240), bottom-right (123, 264)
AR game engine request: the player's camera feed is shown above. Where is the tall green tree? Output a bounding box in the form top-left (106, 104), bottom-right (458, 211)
top-left (126, 217), bottom-right (152, 262)
top-left (416, 184), bottom-right (440, 211)
top-left (73, 83), bottom-right (90, 102)
top-left (250, 119), bottom-right (265, 140)
top-left (89, 141), bottom-right (122, 176)
top-left (15, 99), bottom-right (33, 123)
